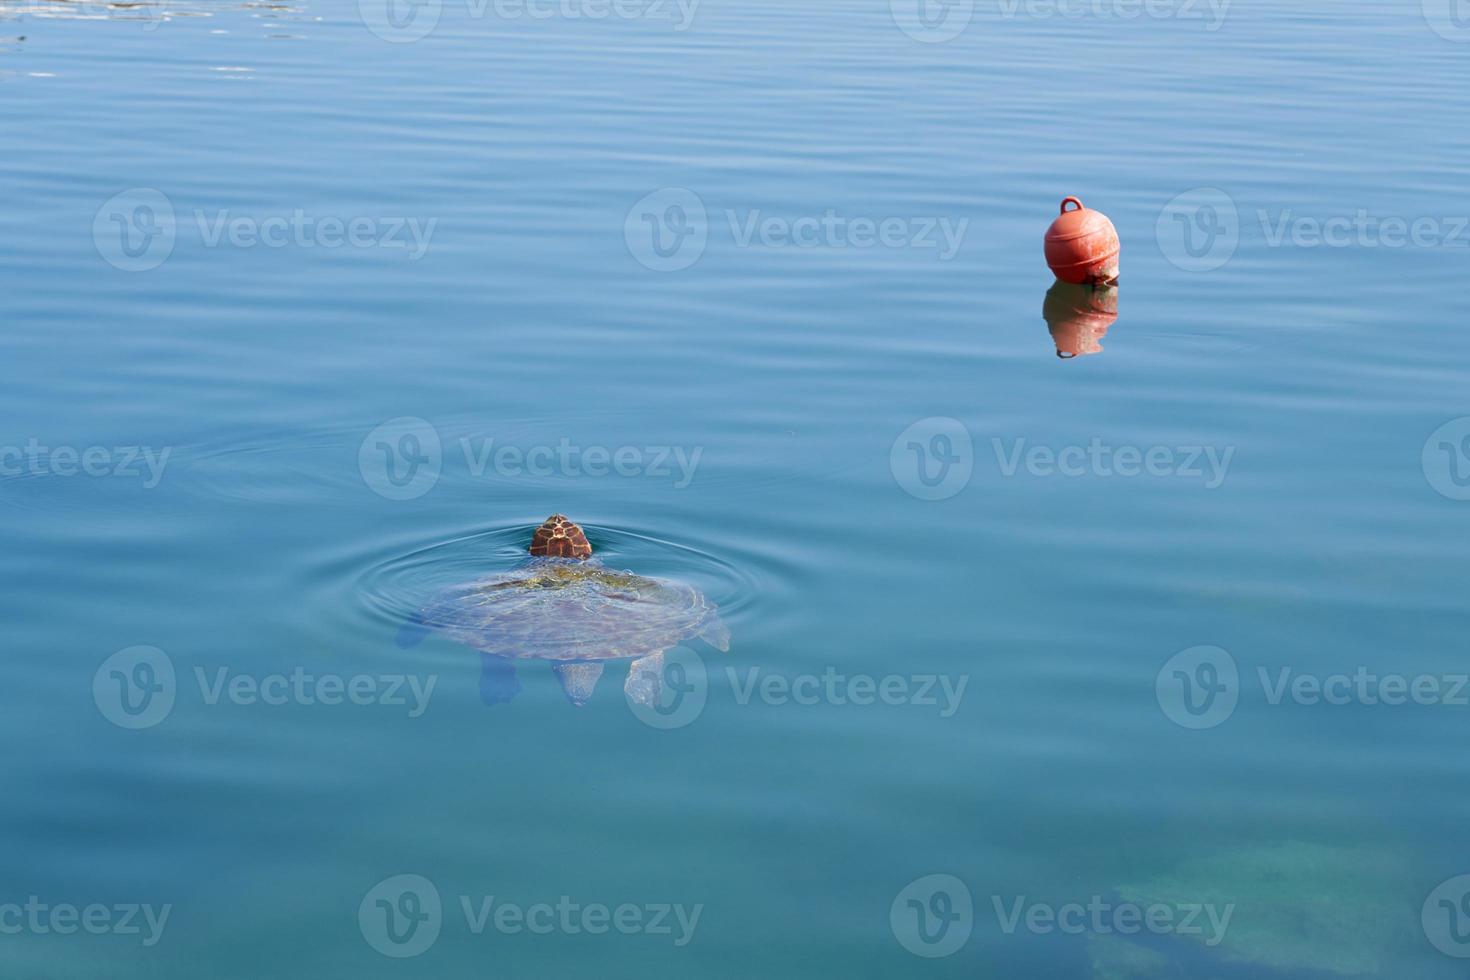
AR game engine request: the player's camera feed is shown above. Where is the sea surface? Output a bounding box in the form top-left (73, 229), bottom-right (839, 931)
top-left (3, 0), bottom-right (1470, 976)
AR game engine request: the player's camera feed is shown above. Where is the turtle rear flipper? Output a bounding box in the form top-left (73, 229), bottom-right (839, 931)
top-left (479, 654), bottom-right (522, 706)
top-left (624, 650), bottom-right (666, 706)
top-left (552, 662), bottom-right (604, 706)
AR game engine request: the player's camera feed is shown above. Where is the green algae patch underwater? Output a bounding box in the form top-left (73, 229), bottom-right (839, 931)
top-left (1089, 842), bottom-right (1419, 979)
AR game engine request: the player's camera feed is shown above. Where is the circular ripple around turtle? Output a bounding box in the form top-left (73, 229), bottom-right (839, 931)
top-left (356, 521), bottom-right (759, 641)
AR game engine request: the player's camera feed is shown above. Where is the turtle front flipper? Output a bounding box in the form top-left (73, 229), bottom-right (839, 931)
top-left (551, 661), bottom-right (604, 706)
top-left (396, 613), bottom-right (432, 649)
top-left (479, 654), bottom-right (522, 706)
top-left (699, 613), bottom-right (731, 653)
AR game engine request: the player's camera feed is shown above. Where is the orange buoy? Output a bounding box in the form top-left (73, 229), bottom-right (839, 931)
top-left (1044, 197), bottom-right (1119, 285)
top-left (1043, 280), bottom-right (1116, 358)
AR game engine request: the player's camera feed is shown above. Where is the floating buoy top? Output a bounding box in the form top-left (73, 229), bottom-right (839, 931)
top-left (1044, 196), bottom-right (1120, 286)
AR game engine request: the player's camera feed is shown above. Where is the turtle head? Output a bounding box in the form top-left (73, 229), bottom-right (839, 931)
top-left (529, 514), bottom-right (592, 560)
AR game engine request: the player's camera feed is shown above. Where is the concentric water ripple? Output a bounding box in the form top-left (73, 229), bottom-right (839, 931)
top-left (355, 520), bottom-right (762, 640)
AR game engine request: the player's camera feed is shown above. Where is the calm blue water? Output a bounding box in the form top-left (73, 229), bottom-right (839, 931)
top-left (4, 0), bottom-right (1470, 976)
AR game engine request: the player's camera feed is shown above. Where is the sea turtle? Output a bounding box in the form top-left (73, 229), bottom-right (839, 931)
top-left (397, 515), bottom-right (730, 706)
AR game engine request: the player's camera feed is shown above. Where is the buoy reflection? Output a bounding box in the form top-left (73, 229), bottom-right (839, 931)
top-left (1044, 280), bottom-right (1117, 359)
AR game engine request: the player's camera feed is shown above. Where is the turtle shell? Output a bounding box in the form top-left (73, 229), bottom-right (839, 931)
top-left (528, 514), bottom-right (592, 559)
top-left (412, 558), bottom-right (730, 662)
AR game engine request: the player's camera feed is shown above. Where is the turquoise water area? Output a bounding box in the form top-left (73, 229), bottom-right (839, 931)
top-left (3, 0), bottom-right (1469, 976)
